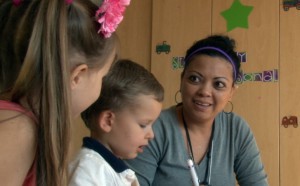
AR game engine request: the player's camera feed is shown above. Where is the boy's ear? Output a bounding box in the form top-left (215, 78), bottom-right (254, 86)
top-left (97, 110), bottom-right (115, 133)
top-left (70, 64), bottom-right (89, 90)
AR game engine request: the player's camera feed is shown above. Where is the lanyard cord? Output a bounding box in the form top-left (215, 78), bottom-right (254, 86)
top-left (182, 109), bottom-right (195, 161)
top-left (181, 109), bottom-right (214, 185)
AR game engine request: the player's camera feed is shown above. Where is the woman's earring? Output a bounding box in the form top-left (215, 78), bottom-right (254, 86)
top-left (175, 90), bottom-right (181, 104)
top-left (223, 101), bottom-right (233, 114)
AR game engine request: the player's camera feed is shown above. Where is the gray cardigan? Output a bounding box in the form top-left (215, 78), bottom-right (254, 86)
top-left (125, 106), bottom-right (268, 186)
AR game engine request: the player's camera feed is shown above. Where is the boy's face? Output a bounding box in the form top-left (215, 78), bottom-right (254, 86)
top-left (108, 94), bottom-right (162, 159)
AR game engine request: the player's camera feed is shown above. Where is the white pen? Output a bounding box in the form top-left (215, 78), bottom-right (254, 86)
top-left (187, 159), bottom-right (199, 186)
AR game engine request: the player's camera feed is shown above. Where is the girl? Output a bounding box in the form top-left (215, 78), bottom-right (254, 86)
top-left (0, 0), bottom-right (130, 185)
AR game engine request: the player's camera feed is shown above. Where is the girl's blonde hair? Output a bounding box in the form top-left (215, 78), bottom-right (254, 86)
top-left (0, 0), bottom-right (117, 185)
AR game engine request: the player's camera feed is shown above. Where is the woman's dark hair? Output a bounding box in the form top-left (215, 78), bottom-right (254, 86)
top-left (183, 35), bottom-right (241, 83)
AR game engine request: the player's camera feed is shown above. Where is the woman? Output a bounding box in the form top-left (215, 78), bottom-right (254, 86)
top-left (125, 35), bottom-right (268, 186)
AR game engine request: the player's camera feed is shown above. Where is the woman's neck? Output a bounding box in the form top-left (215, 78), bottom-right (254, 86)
top-left (177, 105), bottom-right (215, 164)
top-left (177, 105), bottom-right (214, 134)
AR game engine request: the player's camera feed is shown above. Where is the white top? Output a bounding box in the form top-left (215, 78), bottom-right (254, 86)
top-left (69, 137), bottom-right (140, 186)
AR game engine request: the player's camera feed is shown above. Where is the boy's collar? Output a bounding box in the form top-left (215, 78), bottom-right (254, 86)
top-left (82, 137), bottom-right (128, 173)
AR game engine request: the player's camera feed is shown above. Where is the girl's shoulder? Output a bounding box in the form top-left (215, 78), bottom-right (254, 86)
top-left (0, 100), bottom-right (36, 123)
top-left (0, 100), bottom-right (37, 186)
top-left (0, 101), bottom-right (36, 132)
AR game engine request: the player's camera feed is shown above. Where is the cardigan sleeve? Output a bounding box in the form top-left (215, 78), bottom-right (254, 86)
top-left (233, 117), bottom-right (268, 186)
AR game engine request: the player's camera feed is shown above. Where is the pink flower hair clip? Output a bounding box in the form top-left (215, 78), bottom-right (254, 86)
top-left (96, 0), bottom-right (131, 38)
top-left (12, 0), bottom-right (22, 6)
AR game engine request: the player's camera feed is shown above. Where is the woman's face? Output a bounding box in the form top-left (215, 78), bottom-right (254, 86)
top-left (180, 54), bottom-right (236, 123)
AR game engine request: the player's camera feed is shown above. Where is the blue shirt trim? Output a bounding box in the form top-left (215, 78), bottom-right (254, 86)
top-left (82, 137), bottom-right (128, 173)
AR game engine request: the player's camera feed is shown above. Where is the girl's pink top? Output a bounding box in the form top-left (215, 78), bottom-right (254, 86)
top-left (0, 100), bottom-right (37, 186)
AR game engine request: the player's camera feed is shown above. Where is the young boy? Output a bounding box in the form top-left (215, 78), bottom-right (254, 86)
top-left (69, 59), bottom-right (164, 186)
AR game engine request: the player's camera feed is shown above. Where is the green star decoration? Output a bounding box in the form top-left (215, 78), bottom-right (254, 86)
top-left (221, 0), bottom-right (253, 32)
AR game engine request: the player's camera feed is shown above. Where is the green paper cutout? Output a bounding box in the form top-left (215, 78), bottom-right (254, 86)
top-left (221, 0), bottom-right (253, 32)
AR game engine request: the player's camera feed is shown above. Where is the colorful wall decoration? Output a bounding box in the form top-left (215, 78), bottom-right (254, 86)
top-left (221, 0), bottom-right (253, 32)
top-left (171, 53), bottom-right (279, 84)
top-left (156, 41), bottom-right (171, 54)
top-left (237, 52), bottom-right (247, 62)
top-left (283, 0), bottom-right (300, 11)
top-left (236, 69), bottom-right (278, 84)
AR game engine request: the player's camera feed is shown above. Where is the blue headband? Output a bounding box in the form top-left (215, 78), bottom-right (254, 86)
top-left (184, 46), bottom-right (237, 81)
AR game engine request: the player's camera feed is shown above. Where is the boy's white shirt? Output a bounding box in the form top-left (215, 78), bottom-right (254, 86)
top-left (69, 147), bottom-right (140, 186)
